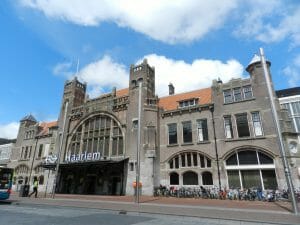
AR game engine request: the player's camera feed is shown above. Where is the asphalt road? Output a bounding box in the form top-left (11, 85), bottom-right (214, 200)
top-left (0, 202), bottom-right (286, 225)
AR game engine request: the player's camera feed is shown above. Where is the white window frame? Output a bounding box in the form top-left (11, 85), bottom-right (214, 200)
top-left (251, 111), bottom-right (263, 136)
top-left (243, 85), bottom-right (253, 99)
top-left (224, 116), bottom-right (233, 139)
top-left (233, 87), bottom-right (242, 102)
top-left (197, 119), bottom-right (208, 142)
top-left (223, 89), bottom-right (233, 104)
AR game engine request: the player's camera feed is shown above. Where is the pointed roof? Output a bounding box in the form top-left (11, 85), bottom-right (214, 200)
top-left (20, 114), bottom-right (37, 123)
top-left (248, 54), bottom-right (261, 67)
top-left (246, 54), bottom-right (271, 72)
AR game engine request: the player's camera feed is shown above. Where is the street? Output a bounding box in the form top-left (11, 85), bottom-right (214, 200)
top-left (0, 202), bottom-right (282, 225)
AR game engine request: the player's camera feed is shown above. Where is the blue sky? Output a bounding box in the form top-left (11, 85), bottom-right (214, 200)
top-left (1, 0), bottom-right (300, 139)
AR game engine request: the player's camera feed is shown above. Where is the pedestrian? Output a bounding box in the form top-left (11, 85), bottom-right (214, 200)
top-left (29, 177), bottom-right (38, 198)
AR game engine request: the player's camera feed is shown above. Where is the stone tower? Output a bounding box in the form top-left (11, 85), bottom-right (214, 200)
top-left (125, 59), bottom-right (159, 195)
top-left (55, 77), bottom-right (86, 164)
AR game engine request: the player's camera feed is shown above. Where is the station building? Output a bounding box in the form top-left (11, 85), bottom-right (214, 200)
top-left (9, 55), bottom-right (299, 196)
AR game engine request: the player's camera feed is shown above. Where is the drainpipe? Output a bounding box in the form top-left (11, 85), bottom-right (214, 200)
top-left (210, 105), bottom-right (221, 191)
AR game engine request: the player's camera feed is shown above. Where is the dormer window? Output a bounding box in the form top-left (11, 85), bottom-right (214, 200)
top-left (178, 98), bottom-right (198, 108)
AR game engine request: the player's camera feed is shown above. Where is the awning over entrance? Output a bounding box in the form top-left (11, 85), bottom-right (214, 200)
top-left (57, 159), bottom-right (128, 196)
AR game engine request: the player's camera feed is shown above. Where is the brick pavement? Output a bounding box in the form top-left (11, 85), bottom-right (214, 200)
top-left (9, 193), bottom-right (300, 225)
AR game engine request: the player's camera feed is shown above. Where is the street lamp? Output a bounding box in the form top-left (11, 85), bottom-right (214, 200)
top-left (135, 81), bottom-right (142, 204)
top-left (259, 48), bottom-right (299, 215)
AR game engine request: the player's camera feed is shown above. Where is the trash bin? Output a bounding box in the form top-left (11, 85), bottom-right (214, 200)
top-left (133, 182), bottom-right (142, 196)
top-left (19, 185), bottom-right (30, 197)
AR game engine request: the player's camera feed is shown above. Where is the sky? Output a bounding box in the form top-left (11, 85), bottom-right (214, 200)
top-left (0, 0), bottom-right (300, 139)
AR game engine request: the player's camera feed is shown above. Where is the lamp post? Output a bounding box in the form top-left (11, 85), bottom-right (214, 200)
top-left (259, 48), bottom-right (298, 215)
top-left (28, 137), bottom-right (39, 185)
top-left (135, 81), bottom-right (142, 204)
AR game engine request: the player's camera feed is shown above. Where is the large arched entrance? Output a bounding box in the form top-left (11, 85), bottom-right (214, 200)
top-left (58, 113), bottom-right (126, 195)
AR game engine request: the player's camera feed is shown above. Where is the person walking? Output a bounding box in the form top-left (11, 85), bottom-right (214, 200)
top-left (29, 177), bottom-right (38, 198)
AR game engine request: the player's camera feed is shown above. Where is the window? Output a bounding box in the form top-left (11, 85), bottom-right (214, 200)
top-left (233, 88), bottom-right (242, 101)
top-left (168, 123), bottom-right (177, 145)
top-left (170, 172), bottom-right (179, 185)
top-left (197, 119), bottom-right (208, 142)
top-left (39, 175), bottom-right (44, 185)
top-left (227, 170), bottom-right (241, 188)
top-left (169, 152), bottom-right (211, 170)
top-left (182, 121), bottom-right (192, 143)
top-left (224, 90), bottom-right (233, 103)
top-left (183, 171), bottom-right (198, 185)
top-left (225, 150), bottom-right (277, 190)
top-left (44, 144), bottom-right (49, 157)
top-left (132, 119), bottom-right (138, 129)
top-left (129, 162), bottom-right (134, 171)
top-left (243, 85), bottom-right (253, 99)
top-left (68, 115), bottom-right (124, 160)
top-left (38, 144), bottom-right (43, 158)
top-left (251, 112), bottom-right (263, 136)
top-left (235, 113), bottom-right (250, 137)
top-left (24, 147), bottom-right (28, 159)
top-left (179, 98), bottom-right (198, 108)
top-left (202, 172), bottom-right (213, 185)
top-left (291, 102), bottom-right (300, 114)
top-left (224, 116), bottom-right (233, 138)
top-left (238, 151), bottom-right (258, 165)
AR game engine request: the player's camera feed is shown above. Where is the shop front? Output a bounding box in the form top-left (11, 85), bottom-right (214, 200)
top-left (57, 160), bottom-right (127, 195)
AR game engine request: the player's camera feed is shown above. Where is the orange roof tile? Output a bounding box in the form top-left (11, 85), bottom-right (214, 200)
top-left (158, 88), bottom-right (212, 111)
top-left (38, 121), bottom-right (58, 136)
top-left (116, 88), bottom-right (129, 97)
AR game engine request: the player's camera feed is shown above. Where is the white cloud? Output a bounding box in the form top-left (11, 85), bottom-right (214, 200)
top-left (53, 62), bottom-right (74, 78)
top-left (77, 55), bottom-right (128, 97)
top-left (234, 0), bottom-right (300, 47)
top-left (140, 54), bottom-right (244, 96)
top-left (0, 122), bottom-right (19, 139)
top-left (62, 54), bottom-right (244, 97)
top-left (19, 0), bottom-right (237, 44)
top-left (283, 54), bottom-right (300, 87)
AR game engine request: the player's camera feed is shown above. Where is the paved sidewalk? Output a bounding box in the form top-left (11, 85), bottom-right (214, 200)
top-left (9, 193), bottom-right (300, 225)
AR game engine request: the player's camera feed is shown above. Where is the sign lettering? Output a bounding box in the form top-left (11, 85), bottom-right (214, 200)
top-left (65, 151), bottom-right (101, 163)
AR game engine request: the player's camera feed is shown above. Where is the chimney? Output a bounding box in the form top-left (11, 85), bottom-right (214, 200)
top-left (217, 77), bottom-right (223, 84)
top-left (168, 83), bottom-right (175, 95)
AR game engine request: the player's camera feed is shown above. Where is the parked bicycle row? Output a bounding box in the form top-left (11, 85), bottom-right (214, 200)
top-left (153, 185), bottom-right (300, 202)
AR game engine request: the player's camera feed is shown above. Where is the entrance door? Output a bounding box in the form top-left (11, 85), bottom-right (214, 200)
top-left (85, 175), bottom-right (96, 194)
top-left (111, 177), bottom-right (121, 195)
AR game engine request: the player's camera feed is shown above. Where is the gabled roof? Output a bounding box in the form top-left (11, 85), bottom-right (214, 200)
top-left (37, 121), bottom-right (58, 136)
top-left (20, 114), bottom-right (37, 123)
top-left (159, 88), bottom-right (212, 111)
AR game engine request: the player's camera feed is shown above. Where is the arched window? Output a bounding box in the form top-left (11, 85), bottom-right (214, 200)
top-left (183, 171), bottom-right (198, 185)
top-left (225, 149), bottom-right (277, 190)
top-left (131, 80), bottom-right (136, 88)
top-left (170, 172), bottom-right (179, 185)
top-left (168, 152), bottom-right (211, 169)
top-left (202, 171), bottom-right (213, 185)
top-left (68, 115), bottom-right (124, 160)
top-left (15, 165), bottom-right (29, 175)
